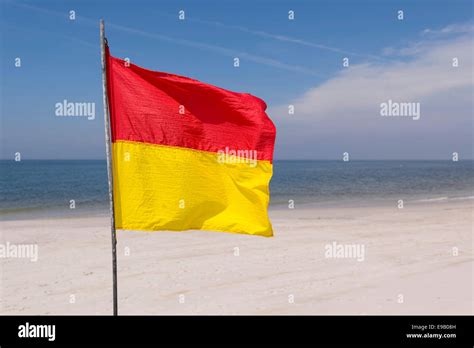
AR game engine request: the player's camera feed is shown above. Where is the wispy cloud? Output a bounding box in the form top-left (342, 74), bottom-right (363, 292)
top-left (6, 1), bottom-right (324, 76)
top-left (383, 22), bottom-right (474, 57)
top-left (180, 16), bottom-right (386, 61)
top-left (107, 22), bottom-right (325, 76)
top-left (271, 25), bottom-right (473, 159)
top-left (2, 22), bottom-right (98, 49)
top-left (422, 22), bottom-right (474, 36)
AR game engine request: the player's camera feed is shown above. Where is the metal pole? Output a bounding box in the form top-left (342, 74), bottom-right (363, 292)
top-left (100, 19), bottom-right (118, 316)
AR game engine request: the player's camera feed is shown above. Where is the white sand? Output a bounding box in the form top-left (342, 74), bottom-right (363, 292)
top-left (0, 200), bottom-right (472, 314)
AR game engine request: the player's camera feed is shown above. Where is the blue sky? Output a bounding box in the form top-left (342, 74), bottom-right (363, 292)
top-left (1, 0), bottom-right (473, 159)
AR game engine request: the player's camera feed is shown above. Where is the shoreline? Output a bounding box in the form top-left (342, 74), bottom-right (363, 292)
top-left (1, 194), bottom-right (473, 221)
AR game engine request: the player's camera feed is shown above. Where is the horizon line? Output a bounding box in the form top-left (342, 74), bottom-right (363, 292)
top-left (1, 158), bottom-right (473, 161)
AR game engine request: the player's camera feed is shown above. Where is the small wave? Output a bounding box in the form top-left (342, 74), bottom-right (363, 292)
top-left (449, 196), bottom-right (474, 201)
top-left (414, 196), bottom-right (474, 203)
top-left (415, 197), bottom-right (449, 202)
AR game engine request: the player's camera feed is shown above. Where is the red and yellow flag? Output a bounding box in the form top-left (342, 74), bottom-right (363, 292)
top-left (105, 46), bottom-right (276, 236)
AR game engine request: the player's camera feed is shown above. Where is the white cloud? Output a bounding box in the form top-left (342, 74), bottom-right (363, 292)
top-left (271, 26), bottom-right (473, 159)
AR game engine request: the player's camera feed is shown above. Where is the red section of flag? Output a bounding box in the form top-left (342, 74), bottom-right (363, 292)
top-left (106, 46), bottom-right (276, 162)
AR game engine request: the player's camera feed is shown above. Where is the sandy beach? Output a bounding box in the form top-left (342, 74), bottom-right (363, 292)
top-left (0, 199), bottom-right (472, 315)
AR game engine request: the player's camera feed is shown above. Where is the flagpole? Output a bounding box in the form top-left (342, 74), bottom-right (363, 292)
top-left (100, 19), bottom-right (118, 316)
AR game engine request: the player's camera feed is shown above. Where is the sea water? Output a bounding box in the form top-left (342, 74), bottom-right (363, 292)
top-left (0, 160), bottom-right (472, 220)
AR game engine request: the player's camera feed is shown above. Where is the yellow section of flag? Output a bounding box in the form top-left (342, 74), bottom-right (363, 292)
top-left (112, 141), bottom-right (274, 237)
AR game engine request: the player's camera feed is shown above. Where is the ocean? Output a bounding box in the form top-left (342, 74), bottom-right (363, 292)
top-left (0, 160), bottom-right (472, 220)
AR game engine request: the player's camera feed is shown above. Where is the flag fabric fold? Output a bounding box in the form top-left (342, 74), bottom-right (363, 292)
top-left (106, 45), bottom-right (276, 236)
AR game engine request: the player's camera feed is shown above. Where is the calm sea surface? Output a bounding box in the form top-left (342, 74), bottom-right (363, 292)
top-left (1, 160), bottom-right (472, 219)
